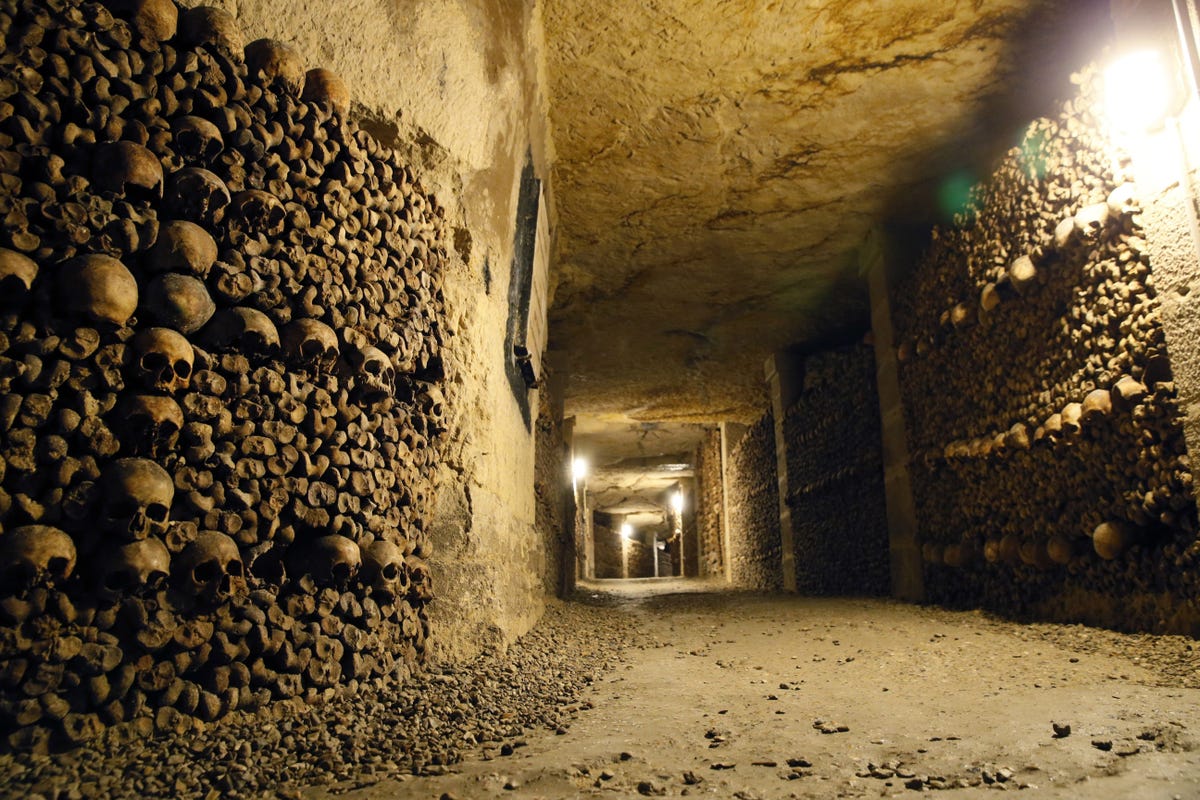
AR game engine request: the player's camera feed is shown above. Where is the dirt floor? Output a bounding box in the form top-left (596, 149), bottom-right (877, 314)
top-left (311, 578), bottom-right (1200, 800)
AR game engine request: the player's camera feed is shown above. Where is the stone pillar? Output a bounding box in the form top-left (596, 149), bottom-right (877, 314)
top-left (863, 228), bottom-right (925, 602)
top-left (546, 353), bottom-right (574, 598)
top-left (681, 476), bottom-right (700, 577)
top-left (719, 421), bottom-right (748, 584)
top-left (764, 351), bottom-right (804, 592)
top-left (1111, 0), bottom-right (1200, 508)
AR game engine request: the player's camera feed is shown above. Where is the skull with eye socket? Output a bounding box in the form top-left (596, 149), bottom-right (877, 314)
top-left (343, 344), bottom-right (395, 408)
top-left (94, 537), bottom-right (171, 601)
top-left (97, 458), bottom-right (174, 541)
top-left (113, 394), bottom-right (184, 459)
top-left (131, 327), bottom-right (194, 394)
top-left (175, 531), bottom-right (246, 605)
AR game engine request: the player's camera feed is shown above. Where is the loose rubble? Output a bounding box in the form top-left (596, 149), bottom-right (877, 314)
top-left (0, 599), bottom-right (635, 798)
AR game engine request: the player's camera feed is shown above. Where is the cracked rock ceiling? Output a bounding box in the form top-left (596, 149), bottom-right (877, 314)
top-left (544, 0), bottom-right (1112, 436)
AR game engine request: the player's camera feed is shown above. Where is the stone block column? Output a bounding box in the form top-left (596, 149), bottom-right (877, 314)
top-left (765, 351), bottom-right (805, 592)
top-left (863, 228), bottom-right (925, 602)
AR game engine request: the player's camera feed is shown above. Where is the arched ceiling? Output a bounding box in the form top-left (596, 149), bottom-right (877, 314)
top-left (543, 0), bottom-right (1114, 426)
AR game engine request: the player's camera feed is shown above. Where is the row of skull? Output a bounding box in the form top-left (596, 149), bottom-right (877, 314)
top-left (0, 516), bottom-right (416, 605)
top-left (0, 246), bottom-right (399, 401)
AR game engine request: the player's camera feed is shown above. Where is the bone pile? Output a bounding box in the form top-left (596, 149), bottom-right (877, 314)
top-left (892, 67), bottom-right (1198, 626)
top-left (0, 0), bottom-right (451, 753)
top-left (693, 428), bottom-right (724, 578)
top-left (727, 412), bottom-right (782, 591)
top-left (783, 344), bottom-right (889, 596)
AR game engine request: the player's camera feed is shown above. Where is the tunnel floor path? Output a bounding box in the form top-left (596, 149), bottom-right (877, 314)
top-left (312, 578), bottom-right (1200, 799)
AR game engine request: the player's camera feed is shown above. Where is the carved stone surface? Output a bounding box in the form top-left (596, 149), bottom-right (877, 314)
top-left (545, 0), bottom-right (1092, 422)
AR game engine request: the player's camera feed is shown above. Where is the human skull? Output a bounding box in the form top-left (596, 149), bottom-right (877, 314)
top-left (179, 6), bottom-right (244, 59)
top-left (0, 526), bottom-right (77, 592)
top-left (95, 537), bottom-right (170, 600)
top-left (416, 382), bottom-right (445, 430)
top-left (147, 220), bottom-right (218, 278)
top-left (0, 248), bottom-right (38, 295)
top-left (165, 168), bottom-right (230, 226)
top-left (115, 394), bottom-right (184, 458)
top-left (92, 141), bottom-right (164, 201)
top-left (1080, 389), bottom-right (1112, 425)
top-left (123, 0), bottom-right (178, 43)
top-left (200, 306), bottom-right (279, 354)
top-left (60, 255), bottom-right (138, 326)
top-left (98, 458), bottom-right (174, 540)
top-left (175, 531), bottom-right (245, 604)
top-left (1112, 375), bottom-right (1148, 410)
top-left (143, 273), bottom-right (215, 334)
top-left (301, 68), bottom-right (350, 115)
top-left (1061, 402), bottom-right (1083, 435)
top-left (244, 38), bottom-right (306, 96)
top-left (1036, 411), bottom-right (1063, 444)
top-left (280, 318), bottom-right (339, 370)
top-left (348, 345), bottom-right (394, 406)
top-left (1093, 520), bottom-right (1134, 560)
top-left (171, 116), bottom-right (224, 164)
top-left (1074, 202), bottom-right (1110, 239)
top-left (361, 539), bottom-right (407, 600)
top-left (132, 327), bottom-right (194, 393)
top-left (229, 190), bottom-right (285, 236)
top-left (296, 534), bottom-right (361, 588)
top-left (406, 554), bottom-right (432, 602)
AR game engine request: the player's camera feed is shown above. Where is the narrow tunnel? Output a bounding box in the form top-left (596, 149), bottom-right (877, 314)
top-left (3, 0), bottom-right (1200, 797)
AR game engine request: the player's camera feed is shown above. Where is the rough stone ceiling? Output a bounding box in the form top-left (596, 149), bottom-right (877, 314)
top-left (572, 416), bottom-right (703, 520)
top-left (544, 0), bottom-right (1112, 426)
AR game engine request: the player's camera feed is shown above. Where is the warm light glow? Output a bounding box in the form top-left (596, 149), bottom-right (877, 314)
top-left (620, 523), bottom-right (633, 539)
top-left (1104, 50), bottom-right (1174, 133)
top-left (670, 490), bottom-right (683, 514)
top-left (572, 457), bottom-right (588, 482)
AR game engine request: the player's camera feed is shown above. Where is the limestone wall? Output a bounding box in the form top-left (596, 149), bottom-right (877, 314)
top-left (726, 413), bottom-right (781, 591)
top-left (892, 68), bottom-right (1200, 632)
top-left (783, 345), bottom-right (889, 596)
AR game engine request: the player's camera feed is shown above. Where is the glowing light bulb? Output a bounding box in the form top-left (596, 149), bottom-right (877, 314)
top-left (620, 523), bottom-right (633, 539)
top-left (572, 457), bottom-right (588, 482)
top-left (670, 491), bottom-right (683, 513)
top-left (1104, 50), bottom-right (1175, 134)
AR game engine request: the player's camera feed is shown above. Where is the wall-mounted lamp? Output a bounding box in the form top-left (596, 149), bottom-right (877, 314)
top-left (572, 457), bottom-right (588, 482)
top-left (670, 490), bottom-right (684, 514)
top-left (1103, 49), bottom-right (1182, 134)
top-left (620, 522), bottom-right (633, 539)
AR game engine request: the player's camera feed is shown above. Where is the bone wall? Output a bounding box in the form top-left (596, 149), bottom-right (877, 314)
top-left (783, 344), bottom-right (889, 596)
top-left (693, 427), bottom-right (724, 578)
top-left (533, 367), bottom-right (567, 597)
top-left (892, 67), bottom-right (1200, 632)
top-left (169, 0), bottom-right (557, 663)
top-left (0, 0), bottom-right (555, 753)
top-left (726, 412), bottom-right (782, 591)
top-left (591, 514), bottom-right (622, 580)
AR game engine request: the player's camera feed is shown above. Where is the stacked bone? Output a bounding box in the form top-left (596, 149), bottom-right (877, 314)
top-left (783, 344), bottom-right (889, 596)
top-left (0, 0), bottom-right (450, 752)
top-left (727, 412), bottom-right (782, 591)
top-left (693, 428), bottom-right (724, 578)
top-left (533, 379), bottom-right (567, 595)
top-left (892, 67), bottom-right (1198, 626)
